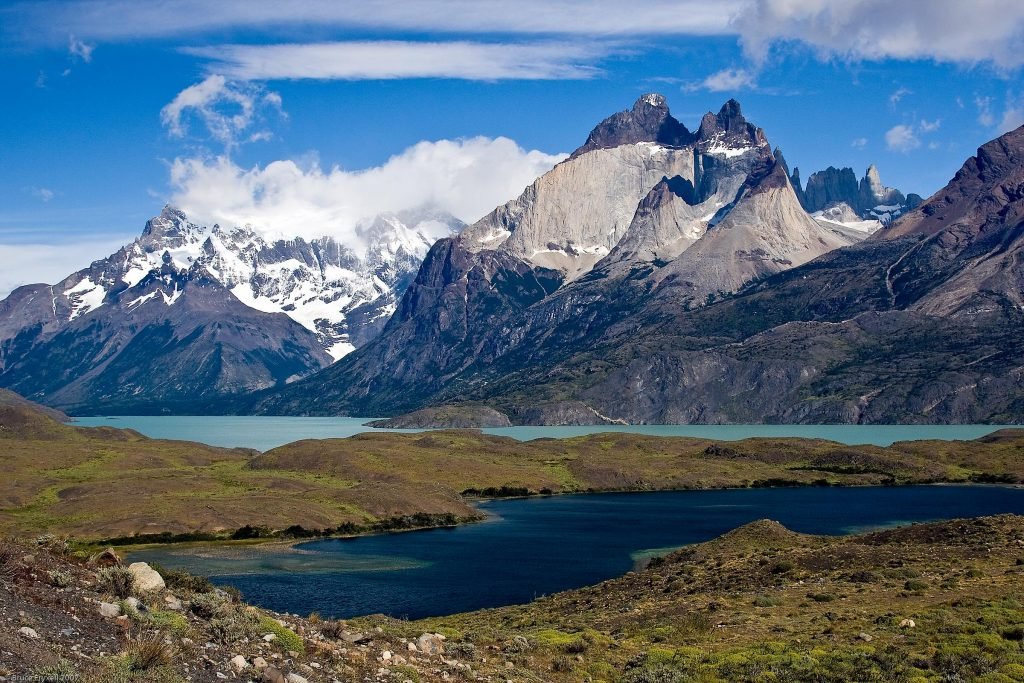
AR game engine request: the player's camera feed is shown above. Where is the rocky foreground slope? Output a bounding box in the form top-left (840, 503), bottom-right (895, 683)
top-left (3, 515), bottom-right (1023, 682)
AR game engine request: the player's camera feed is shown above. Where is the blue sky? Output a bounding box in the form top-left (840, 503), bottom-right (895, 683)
top-left (1, 0), bottom-right (1023, 295)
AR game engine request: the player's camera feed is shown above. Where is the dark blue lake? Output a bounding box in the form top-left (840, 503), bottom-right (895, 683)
top-left (131, 485), bottom-right (1024, 620)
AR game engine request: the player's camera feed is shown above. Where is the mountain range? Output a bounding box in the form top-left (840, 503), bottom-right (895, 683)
top-left (0, 206), bottom-right (461, 413)
top-left (239, 94), bottom-right (1024, 424)
top-left (4, 93), bottom-right (1019, 424)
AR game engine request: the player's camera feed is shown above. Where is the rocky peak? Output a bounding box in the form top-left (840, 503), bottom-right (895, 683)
top-left (570, 93), bottom-right (693, 158)
top-left (695, 99), bottom-right (764, 147)
top-left (139, 205), bottom-right (197, 250)
top-left (858, 164), bottom-right (906, 212)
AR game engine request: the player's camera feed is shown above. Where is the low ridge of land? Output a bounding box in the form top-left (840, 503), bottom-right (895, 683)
top-left (2, 401), bottom-right (1023, 542)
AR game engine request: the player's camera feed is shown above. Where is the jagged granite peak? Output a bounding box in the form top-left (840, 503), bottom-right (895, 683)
top-left (570, 93), bottom-right (693, 158)
top-left (796, 164), bottom-right (917, 226)
top-left (695, 99), bottom-right (767, 151)
top-left (801, 166), bottom-right (861, 213)
top-left (245, 96), bottom-right (881, 419)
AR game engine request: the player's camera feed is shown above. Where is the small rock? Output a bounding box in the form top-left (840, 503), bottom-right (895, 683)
top-left (899, 618), bottom-right (916, 628)
top-left (381, 650), bottom-right (392, 661)
top-left (127, 562), bottom-right (165, 592)
top-left (859, 632), bottom-right (874, 642)
top-left (230, 655), bottom-right (248, 672)
top-left (19, 626), bottom-right (39, 640)
top-left (253, 656), bottom-right (268, 670)
top-left (98, 602), bottom-right (121, 618)
top-left (407, 641), bottom-right (418, 652)
top-left (263, 633), bottom-right (277, 642)
top-left (262, 666), bottom-right (286, 683)
top-left (164, 595), bottom-right (183, 611)
top-left (286, 674), bottom-right (309, 683)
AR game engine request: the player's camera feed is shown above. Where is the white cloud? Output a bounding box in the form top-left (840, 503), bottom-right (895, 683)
top-left (918, 118), bottom-right (941, 133)
top-left (1001, 100), bottom-right (1024, 132)
top-left (160, 75), bottom-right (281, 149)
top-left (889, 87), bottom-right (911, 106)
top-left (67, 34), bottom-right (94, 62)
top-left (736, 0), bottom-right (1024, 69)
top-left (976, 96), bottom-right (996, 126)
top-left (9, 1), bottom-right (740, 42)
top-left (30, 187), bottom-right (55, 202)
top-left (184, 41), bottom-right (607, 81)
top-left (167, 137), bottom-right (566, 244)
top-left (0, 238), bottom-right (130, 298)
top-left (685, 67), bottom-right (756, 93)
top-left (885, 124), bottom-right (919, 152)
top-left (851, 137), bottom-right (868, 149)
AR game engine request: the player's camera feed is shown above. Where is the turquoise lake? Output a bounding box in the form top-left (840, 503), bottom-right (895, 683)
top-left (70, 415), bottom-right (1014, 451)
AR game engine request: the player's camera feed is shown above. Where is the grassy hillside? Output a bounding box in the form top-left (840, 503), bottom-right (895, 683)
top-left (2, 401), bottom-right (1024, 543)
top-left (387, 514), bottom-right (1024, 682)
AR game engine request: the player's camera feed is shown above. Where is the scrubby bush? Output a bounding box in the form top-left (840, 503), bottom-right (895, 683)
top-left (259, 615), bottom-right (305, 653)
top-left (447, 642), bottom-right (478, 659)
top-left (770, 560), bottom-right (795, 574)
top-left (753, 595), bottom-right (782, 607)
top-left (97, 566), bottom-right (135, 598)
top-left (124, 633), bottom-right (174, 670)
top-left (503, 635), bottom-right (531, 653)
top-left (210, 606), bottom-right (262, 644)
top-left (620, 664), bottom-right (688, 683)
top-left (148, 563), bottom-right (213, 594)
top-left (904, 579), bottom-right (928, 592)
top-left (551, 655), bottom-right (574, 672)
top-left (320, 619), bottom-right (347, 640)
top-left (189, 591), bottom-right (227, 619)
top-left (564, 637), bottom-right (589, 654)
top-left (47, 569), bottom-right (73, 588)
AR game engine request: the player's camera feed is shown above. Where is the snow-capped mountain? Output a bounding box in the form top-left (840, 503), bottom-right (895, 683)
top-left (117, 206), bottom-right (462, 359)
top-left (0, 206), bottom-right (463, 412)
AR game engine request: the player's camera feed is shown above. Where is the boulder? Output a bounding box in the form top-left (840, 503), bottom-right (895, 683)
top-left (127, 562), bottom-right (165, 592)
top-left (19, 626), bottom-right (39, 639)
top-left (98, 601), bottom-right (121, 618)
top-left (417, 633), bottom-right (445, 655)
top-left (230, 655), bottom-right (248, 672)
top-left (899, 618), bottom-right (916, 629)
top-left (262, 667), bottom-right (286, 683)
top-left (858, 632), bottom-right (873, 642)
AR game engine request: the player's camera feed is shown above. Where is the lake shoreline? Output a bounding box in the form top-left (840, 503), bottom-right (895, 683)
top-left (120, 481), bottom-right (1024, 561)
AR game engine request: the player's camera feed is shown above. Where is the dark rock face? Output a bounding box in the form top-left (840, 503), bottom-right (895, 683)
top-left (0, 265), bottom-right (331, 415)
top-left (571, 93), bottom-right (693, 158)
top-left (802, 166), bottom-right (862, 213)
